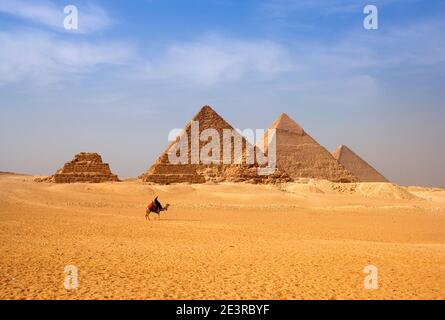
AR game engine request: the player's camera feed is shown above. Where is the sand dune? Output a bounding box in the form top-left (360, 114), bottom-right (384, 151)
top-left (0, 173), bottom-right (444, 299)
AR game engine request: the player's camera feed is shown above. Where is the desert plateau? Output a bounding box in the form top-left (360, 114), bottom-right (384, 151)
top-left (1, 172), bottom-right (444, 299)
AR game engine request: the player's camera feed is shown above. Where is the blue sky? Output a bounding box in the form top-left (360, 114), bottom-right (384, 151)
top-left (0, 0), bottom-right (444, 186)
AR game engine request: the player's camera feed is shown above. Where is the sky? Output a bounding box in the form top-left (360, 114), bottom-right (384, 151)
top-left (0, 0), bottom-right (444, 187)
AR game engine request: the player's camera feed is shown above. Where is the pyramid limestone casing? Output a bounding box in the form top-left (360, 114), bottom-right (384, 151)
top-left (260, 114), bottom-right (358, 183)
top-left (141, 106), bottom-right (291, 184)
top-left (50, 152), bottom-right (119, 183)
top-left (332, 145), bottom-right (388, 182)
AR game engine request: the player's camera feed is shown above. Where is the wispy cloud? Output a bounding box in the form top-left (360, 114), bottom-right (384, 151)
top-left (0, 0), bottom-right (113, 33)
top-left (301, 18), bottom-right (445, 72)
top-left (136, 36), bottom-right (295, 85)
top-left (0, 29), bottom-right (134, 85)
top-left (261, 17), bottom-right (445, 108)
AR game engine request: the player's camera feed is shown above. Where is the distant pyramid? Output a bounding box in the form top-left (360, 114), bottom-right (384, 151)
top-left (142, 105), bottom-right (238, 184)
top-left (260, 113), bottom-right (358, 182)
top-left (141, 106), bottom-right (291, 184)
top-left (332, 145), bottom-right (388, 182)
top-left (43, 152), bottom-right (119, 183)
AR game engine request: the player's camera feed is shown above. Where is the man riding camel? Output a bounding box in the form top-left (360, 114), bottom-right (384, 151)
top-left (146, 196), bottom-right (169, 220)
top-left (153, 196), bottom-right (162, 212)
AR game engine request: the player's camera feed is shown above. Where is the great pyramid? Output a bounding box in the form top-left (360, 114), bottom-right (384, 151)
top-left (332, 145), bottom-right (388, 182)
top-left (259, 113), bottom-right (358, 183)
top-left (141, 106), bottom-right (291, 184)
top-left (40, 152), bottom-right (119, 183)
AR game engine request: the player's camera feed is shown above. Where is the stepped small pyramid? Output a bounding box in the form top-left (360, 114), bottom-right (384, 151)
top-left (259, 113), bottom-right (358, 182)
top-left (141, 106), bottom-right (291, 184)
top-left (44, 152), bottom-right (119, 183)
top-left (332, 145), bottom-right (388, 182)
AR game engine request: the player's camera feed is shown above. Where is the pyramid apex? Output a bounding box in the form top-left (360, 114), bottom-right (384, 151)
top-left (339, 145), bottom-right (353, 153)
top-left (336, 144), bottom-right (348, 152)
top-left (332, 145), bottom-right (349, 160)
top-left (332, 145), bottom-right (388, 182)
top-left (193, 105), bottom-right (217, 117)
top-left (200, 105), bottom-right (215, 112)
top-left (270, 113), bottom-right (305, 135)
top-left (191, 104), bottom-right (229, 123)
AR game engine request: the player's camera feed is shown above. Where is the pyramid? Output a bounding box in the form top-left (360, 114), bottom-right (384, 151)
top-left (260, 114), bottom-right (358, 183)
top-left (142, 106), bottom-right (247, 184)
top-left (141, 106), bottom-right (291, 184)
top-left (42, 152), bottom-right (119, 183)
top-left (332, 145), bottom-right (388, 182)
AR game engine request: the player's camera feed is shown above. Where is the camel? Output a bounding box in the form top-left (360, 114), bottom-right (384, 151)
top-left (145, 203), bottom-right (170, 220)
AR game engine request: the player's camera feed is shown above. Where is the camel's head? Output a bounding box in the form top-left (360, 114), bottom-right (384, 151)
top-left (164, 203), bottom-right (170, 211)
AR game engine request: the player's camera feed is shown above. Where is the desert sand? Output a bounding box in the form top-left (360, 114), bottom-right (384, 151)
top-left (0, 173), bottom-right (444, 300)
